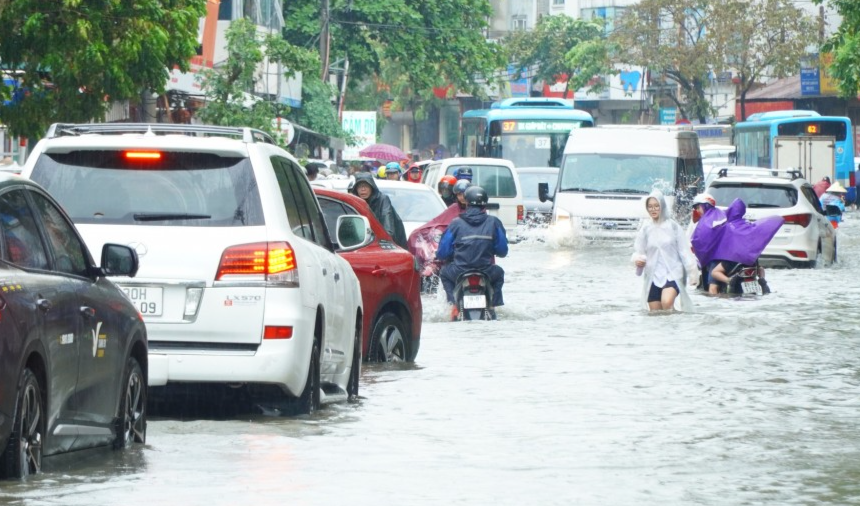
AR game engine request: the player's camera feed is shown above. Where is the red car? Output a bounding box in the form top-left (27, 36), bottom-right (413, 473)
top-left (314, 188), bottom-right (423, 362)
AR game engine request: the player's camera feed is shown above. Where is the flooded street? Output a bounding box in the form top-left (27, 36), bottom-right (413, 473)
top-left (3, 216), bottom-right (860, 505)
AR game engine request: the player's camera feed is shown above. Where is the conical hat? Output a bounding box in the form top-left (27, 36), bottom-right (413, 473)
top-left (828, 182), bottom-right (847, 193)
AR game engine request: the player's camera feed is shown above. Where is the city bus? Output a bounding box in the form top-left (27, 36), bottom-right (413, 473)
top-left (459, 98), bottom-right (594, 168)
top-left (733, 110), bottom-right (855, 201)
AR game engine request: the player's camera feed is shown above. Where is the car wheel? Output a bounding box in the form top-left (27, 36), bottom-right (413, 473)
top-left (368, 313), bottom-right (409, 363)
top-left (347, 320), bottom-right (361, 401)
top-left (298, 339), bottom-right (321, 414)
top-left (114, 356), bottom-right (146, 449)
top-left (3, 368), bottom-right (44, 478)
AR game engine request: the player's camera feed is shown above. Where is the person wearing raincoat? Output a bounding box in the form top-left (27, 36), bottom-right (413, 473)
top-left (349, 172), bottom-right (408, 248)
top-left (632, 190), bottom-right (699, 311)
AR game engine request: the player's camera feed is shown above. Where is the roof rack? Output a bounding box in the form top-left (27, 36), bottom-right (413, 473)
top-left (717, 167), bottom-right (804, 180)
top-left (44, 123), bottom-right (277, 145)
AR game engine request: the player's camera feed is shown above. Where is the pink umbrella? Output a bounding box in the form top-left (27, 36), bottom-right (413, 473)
top-left (359, 143), bottom-right (407, 162)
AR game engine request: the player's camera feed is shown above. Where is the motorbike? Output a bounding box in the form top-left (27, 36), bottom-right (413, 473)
top-left (702, 261), bottom-right (770, 296)
top-left (453, 271), bottom-right (496, 321)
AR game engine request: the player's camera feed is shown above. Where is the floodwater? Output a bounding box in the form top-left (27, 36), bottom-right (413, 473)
top-left (3, 216), bottom-right (860, 506)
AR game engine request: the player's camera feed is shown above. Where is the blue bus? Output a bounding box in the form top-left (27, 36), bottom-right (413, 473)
top-left (459, 98), bottom-right (594, 168)
top-left (733, 110), bottom-right (855, 200)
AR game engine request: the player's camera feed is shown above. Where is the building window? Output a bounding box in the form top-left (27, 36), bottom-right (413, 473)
top-left (512, 15), bottom-right (527, 31)
top-left (552, 0), bottom-right (565, 5)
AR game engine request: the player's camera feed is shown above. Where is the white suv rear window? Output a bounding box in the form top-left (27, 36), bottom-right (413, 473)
top-left (710, 183), bottom-right (798, 208)
top-left (445, 165), bottom-right (517, 198)
top-left (31, 151), bottom-right (264, 226)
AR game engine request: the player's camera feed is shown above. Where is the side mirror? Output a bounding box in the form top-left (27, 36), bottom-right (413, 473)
top-left (100, 243), bottom-right (139, 277)
top-left (336, 215), bottom-right (373, 251)
top-left (538, 182), bottom-right (553, 203)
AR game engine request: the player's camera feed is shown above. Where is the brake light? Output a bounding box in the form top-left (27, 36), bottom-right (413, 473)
top-left (787, 250), bottom-right (808, 258)
top-left (517, 205), bottom-right (524, 224)
top-left (782, 213), bottom-right (811, 227)
top-left (124, 151), bottom-right (162, 161)
top-left (216, 242), bottom-right (298, 285)
top-left (468, 275), bottom-right (481, 287)
top-left (264, 326), bottom-right (293, 339)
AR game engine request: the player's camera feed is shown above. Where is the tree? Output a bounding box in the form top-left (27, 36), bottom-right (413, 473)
top-left (710, 0), bottom-right (816, 120)
top-left (195, 19), bottom-right (318, 145)
top-left (612, 0), bottom-right (715, 123)
top-left (0, 0), bottom-right (207, 139)
top-left (288, 78), bottom-right (354, 144)
top-left (814, 0), bottom-right (860, 99)
top-left (505, 15), bottom-right (610, 99)
top-left (283, 0), bottom-right (505, 147)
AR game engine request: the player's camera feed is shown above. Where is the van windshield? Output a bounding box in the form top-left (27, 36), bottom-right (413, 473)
top-left (559, 154), bottom-right (675, 195)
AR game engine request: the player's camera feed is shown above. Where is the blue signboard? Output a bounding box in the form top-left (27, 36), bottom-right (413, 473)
top-left (507, 65), bottom-right (530, 98)
top-left (659, 108), bottom-right (677, 125)
top-left (800, 58), bottom-right (820, 96)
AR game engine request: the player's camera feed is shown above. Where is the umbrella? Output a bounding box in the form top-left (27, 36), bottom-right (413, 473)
top-left (359, 143), bottom-right (406, 162)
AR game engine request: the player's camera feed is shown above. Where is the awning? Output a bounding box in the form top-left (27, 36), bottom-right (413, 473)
top-left (292, 122), bottom-right (345, 150)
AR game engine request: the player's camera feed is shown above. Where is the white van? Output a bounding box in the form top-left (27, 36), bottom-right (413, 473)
top-left (539, 126), bottom-right (703, 239)
top-left (422, 157), bottom-right (524, 233)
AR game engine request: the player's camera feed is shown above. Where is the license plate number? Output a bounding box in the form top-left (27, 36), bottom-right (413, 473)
top-left (463, 295), bottom-right (487, 309)
top-left (741, 281), bottom-right (762, 295)
top-left (120, 286), bottom-right (163, 315)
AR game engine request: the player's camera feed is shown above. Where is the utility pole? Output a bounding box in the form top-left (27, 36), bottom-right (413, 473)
top-left (320, 0), bottom-right (330, 82)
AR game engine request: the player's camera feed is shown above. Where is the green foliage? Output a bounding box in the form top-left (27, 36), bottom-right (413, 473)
top-left (289, 78), bottom-right (355, 145)
top-left (505, 15), bottom-right (610, 98)
top-left (283, 0), bottom-right (505, 114)
top-left (0, 0), bottom-right (207, 139)
top-left (196, 19), bottom-right (318, 146)
top-left (815, 0), bottom-right (860, 98)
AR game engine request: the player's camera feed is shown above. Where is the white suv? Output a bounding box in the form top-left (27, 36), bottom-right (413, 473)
top-left (705, 167), bottom-right (837, 268)
top-left (22, 123), bottom-right (365, 413)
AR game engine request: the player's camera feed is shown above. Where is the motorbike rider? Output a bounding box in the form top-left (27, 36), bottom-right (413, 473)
top-left (436, 186), bottom-right (508, 320)
top-left (438, 175), bottom-right (458, 207)
top-left (820, 182), bottom-right (847, 227)
top-left (384, 161), bottom-right (403, 181)
top-left (452, 179), bottom-right (471, 210)
top-left (406, 162), bottom-right (423, 183)
top-left (349, 172), bottom-right (408, 248)
top-left (455, 167), bottom-right (473, 182)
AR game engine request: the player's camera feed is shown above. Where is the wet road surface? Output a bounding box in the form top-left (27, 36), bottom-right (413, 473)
top-left (2, 216), bottom-right (860, 505)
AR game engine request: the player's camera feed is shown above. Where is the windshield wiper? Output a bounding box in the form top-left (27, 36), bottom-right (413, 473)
top-left (133, 213), bottom-right (212, 221)
top-left (559, 187), bottom-right (600, 193)
top-left (603, 188), bottom-right (649, 194)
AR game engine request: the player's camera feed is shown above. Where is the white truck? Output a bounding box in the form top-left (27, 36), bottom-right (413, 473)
top-left (773, 135), bottom-right (835, 185)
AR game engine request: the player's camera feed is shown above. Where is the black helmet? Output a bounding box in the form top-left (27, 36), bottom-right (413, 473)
top-left (464, 186), bottom-right (488, 207)
top-left (455, 167), bottom-right (473, 181)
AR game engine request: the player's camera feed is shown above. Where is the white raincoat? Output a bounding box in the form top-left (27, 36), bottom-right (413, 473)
top-left (632, 191), bottom-right (699, 311)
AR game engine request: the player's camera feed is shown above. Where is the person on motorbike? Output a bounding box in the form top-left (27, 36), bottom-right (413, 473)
top-left (436, 186), bottom-right (508, 320)
top-left (455, 167), bottom-right (473, 182)
top-left (384, 161), bottom-right (403, 181)
top-left (820, 182), bottom-right (847, 227)
top-left (452, 179), bottom-right (471, 210)
top-left (406, 162), bottom-right (423, 183)
top-left (438, 175), bottom-right (458, 207)
top-left (349, 172), bottom-right (408, 248)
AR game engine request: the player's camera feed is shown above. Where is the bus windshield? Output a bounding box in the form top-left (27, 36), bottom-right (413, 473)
top-left (559, 154), bottom-right (675, 195)
top-left (490, 119), bottom-right (584, 168)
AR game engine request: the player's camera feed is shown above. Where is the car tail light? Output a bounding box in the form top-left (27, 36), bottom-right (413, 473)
top-left (787, 250), bottom-right (808, 258)
top-left (124, 150), bottom-right (163, 161)
top-left (216, 242), bottom-right (299, 286)
top-left (517, 205), bottom-right (524, 224)
top-left (264, 326), bottom-right (293, 339)
top-left (782, 213), bottom-right (811, 228)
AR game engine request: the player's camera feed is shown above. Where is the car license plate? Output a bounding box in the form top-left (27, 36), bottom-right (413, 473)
top-left (741, 280), bottom-right (763, 295)
top-left (463, 295), bottom-right (486, 309)
top-left (120, 286), bottom-right (163, 316)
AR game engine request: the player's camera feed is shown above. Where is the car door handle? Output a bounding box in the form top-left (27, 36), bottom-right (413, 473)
top-left (36, 298), bottom-right (52, 312)
top-left (80, 306), bottom-right (96, 319)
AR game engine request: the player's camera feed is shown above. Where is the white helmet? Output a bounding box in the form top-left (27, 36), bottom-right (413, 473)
top-left (692, 193), bottom-right (716, 206)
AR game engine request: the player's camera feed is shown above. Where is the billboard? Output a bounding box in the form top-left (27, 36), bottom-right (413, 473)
top-left (341, 111), bottom-right (377, 160)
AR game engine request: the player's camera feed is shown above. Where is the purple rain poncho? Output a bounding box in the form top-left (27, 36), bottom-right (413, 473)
top-left (690, 198), bottom-right (784, 268)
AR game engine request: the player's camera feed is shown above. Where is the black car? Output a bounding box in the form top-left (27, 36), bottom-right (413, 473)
top-left (0, 174), bottom-right (147, 479)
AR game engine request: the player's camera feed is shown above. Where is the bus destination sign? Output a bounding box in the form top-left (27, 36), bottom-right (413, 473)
top-left (501, 120), bottom-right (581, 133)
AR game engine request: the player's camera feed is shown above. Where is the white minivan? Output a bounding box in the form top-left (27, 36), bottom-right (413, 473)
top-left (422, 157), bottom-right (524, 233)
top-left (539, 125), bottom-right (704, 239)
